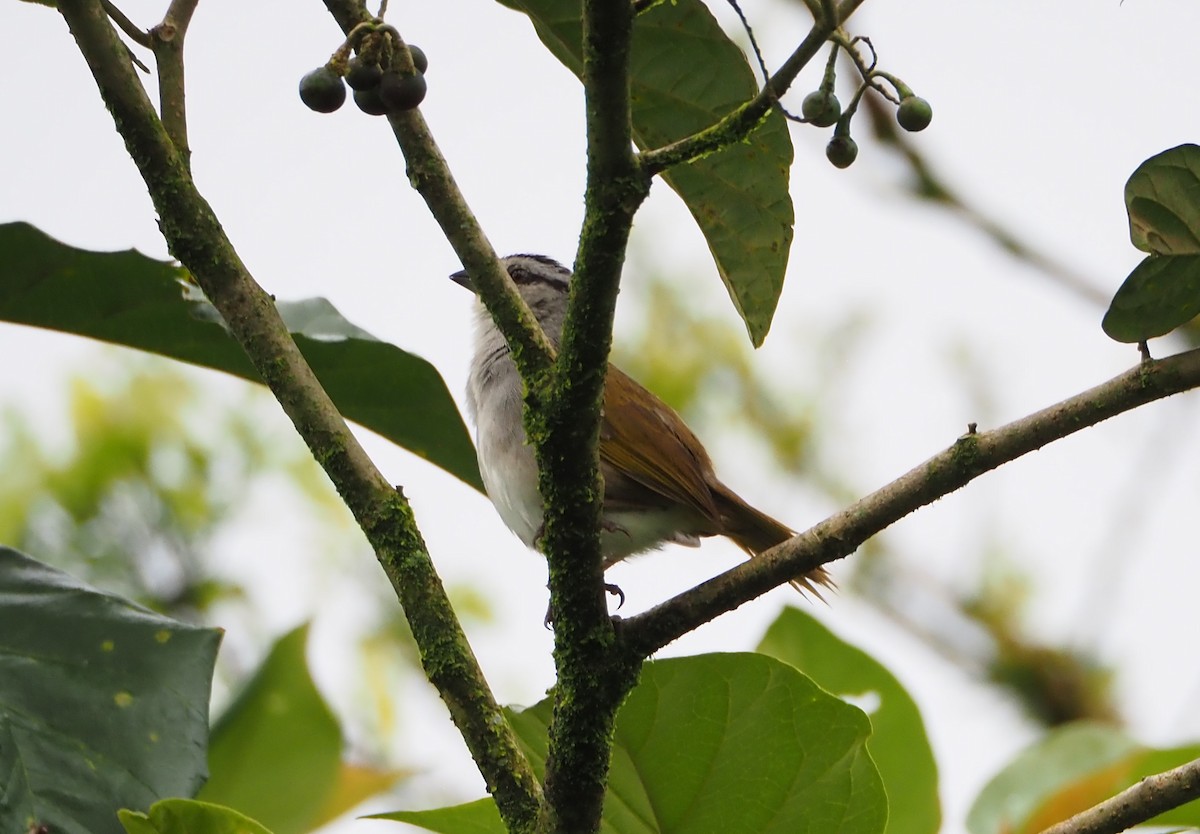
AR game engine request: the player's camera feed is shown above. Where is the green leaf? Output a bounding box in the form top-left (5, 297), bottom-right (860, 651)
top-left (967, 721), bottom-right (1200, 834)
top-left (371, 798), bottom-right (505, 833)
top-left (1103, 145), bottom-right (1200, 342)
top-left (0, 222), bottom-right (483, 491)
top-left (198, 625), bottom-right (341, 834)
top-left (386, 654), bottom-right (886, 834)
top-left (119, 799), bottom-right (274, 834)
top-left (0, 547), bottom-right (221, 834)
top-left (1125, 144), bottom-right (1200, 255)
top-left (757, 608), bottom-right (940, 834)
top-left (1101, 254), bottom-right (1200, 342)
top-left (495, 0), bottom-right (794, 345)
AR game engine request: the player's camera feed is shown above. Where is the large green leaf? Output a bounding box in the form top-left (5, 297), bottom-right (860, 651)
top-left (0, 222), bottom-right (483, 491)
top-left (757, 607), bottom-right (940, 834)
top-left (120, 799), bottom-right (274, 834)
top-left (0, 547), bottom-right (221, 834)
top-left (1103, 144), bottom-right (1200, 342)
top-left (495, 0), bottom-right (795, 345)
top-left (967, 721), bottom-right (1200, 834)
top-left (384, 653), bottom-right (886, 834)
top-left (198, 625), bottom-right (341, 834)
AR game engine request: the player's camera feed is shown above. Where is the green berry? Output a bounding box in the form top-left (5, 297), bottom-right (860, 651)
top-left (346, 58), bottom-right (383, 91)
top-left (407, 44), bottom-right (428, 74)
top-left (353, 87), bottom-right (389, 116)
top-left (825, 134), bottom-right (858, 168)
top-left (896, 96), bottom-right (933, 132)
top-left (379, 71), bottom-right (427, 112)
top-left (299, 67), bottom-right (346, 113)
top-left (801, 90), bottom-right (841, 128)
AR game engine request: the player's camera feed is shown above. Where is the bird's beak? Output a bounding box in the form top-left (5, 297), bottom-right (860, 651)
top-left (449, 267), bottom-right (476, 293)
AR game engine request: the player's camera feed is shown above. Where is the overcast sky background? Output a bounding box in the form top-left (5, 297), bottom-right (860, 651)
top-left (4, 1), bottom-right (1200, 832)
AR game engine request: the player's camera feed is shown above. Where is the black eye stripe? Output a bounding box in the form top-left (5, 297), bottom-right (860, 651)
top-left (505, 255), bottom-right (571, 288)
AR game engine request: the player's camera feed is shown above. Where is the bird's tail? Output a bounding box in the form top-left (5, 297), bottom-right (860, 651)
top-left (723, 493), bottom-right (836, 601)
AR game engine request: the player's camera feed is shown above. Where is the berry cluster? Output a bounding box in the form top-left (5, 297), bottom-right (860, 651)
top-left (794, 39), bottom-right (932, 170)
top-left (299, 34), bottom-right (428, 117)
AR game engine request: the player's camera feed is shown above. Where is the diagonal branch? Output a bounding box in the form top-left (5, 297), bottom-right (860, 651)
top-left (622, 346), bottom-right (1200, 658)
top-left (1038, 755), bottom-right (1200, 834)
top-left (55, 2), bottom-right (541, 830)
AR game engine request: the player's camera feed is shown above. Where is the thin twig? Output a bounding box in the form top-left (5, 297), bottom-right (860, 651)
top-left (622, 346), bottom-right (1200, 658)
top-left (1038, 756), bottom-right (1200, 834)
top-left (99, 0), bottom-right (151, 47)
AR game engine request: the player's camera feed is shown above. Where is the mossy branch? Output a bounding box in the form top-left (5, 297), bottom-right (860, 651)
top-left (621, 346), bottom-right (1200, 659)
top-left (533, 2), bottom-right (653, 830)
top-left (55, 1), bottom-right (541, 830)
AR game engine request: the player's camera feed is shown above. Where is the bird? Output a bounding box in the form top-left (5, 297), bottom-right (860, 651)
top-left (451, 254), bottom-right (833, 599)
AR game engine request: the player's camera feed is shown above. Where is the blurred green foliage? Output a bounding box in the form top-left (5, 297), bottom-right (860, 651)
top-left (0, 355), bottom-right (339, 619)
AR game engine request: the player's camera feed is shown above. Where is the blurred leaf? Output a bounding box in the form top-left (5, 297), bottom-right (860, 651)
top-left (967, 721), bottom-right (1200, 834)
top-left (199, 625), bottom-right (341, 834)
top-left (387, 654), bottom-right (886, 834)
top-left (119, 799), bottom-right (273, 834)
top-left (1125, 144), bottom-right (1200, 255)
top-left (495, 0), bottom-right (794, 345)
top-left (1104, 145), bottom-right (1200, 342)
top-left (0, 222), bottom-right (483, 490)
top-left (312, 762), bottom-right (411, 828)
top-left (1101, 254), bottom-right (1200, 342)
top-left (0, 547), bottom-right (220, 834)
top-left (758, 607), bottom-right (940, 834)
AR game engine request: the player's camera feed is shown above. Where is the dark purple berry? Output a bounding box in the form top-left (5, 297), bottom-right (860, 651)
top-left (379, 71), bottom-right (427, 112)
top-left (298, 66), bottom-right (346, 113)
top-left (346, 58), bottom-right (383, 91)
top-left (353, 87), bottom-right (389, 116)
top-left (407, 44), bottom-right (428, 74)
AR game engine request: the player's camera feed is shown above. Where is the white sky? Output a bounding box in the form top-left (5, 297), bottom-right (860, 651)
top-left (3, 1), bottom-right (1200, 832)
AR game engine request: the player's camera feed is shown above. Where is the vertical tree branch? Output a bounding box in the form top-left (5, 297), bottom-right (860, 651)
top-left (54, 2), bottom-right (541, 830)
top-left (535, 2), bottom-right (651, 832)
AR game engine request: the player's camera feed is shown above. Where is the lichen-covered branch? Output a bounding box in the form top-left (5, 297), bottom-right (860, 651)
top-left (534, 1), bottom-right (651, 829)
top-left (55, 2), bottom-right (541, 830)
top-left (623, 346), bottom-right (1200, 658)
